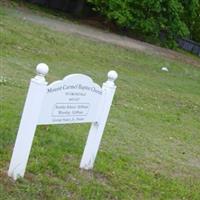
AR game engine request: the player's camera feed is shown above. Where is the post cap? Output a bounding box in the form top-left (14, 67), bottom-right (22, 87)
top-left (36, 63), bottom-right (49, 76)
top-left (107, 70), bottom-right (118, 82)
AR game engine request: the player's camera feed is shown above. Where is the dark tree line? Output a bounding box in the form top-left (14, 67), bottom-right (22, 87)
top-left (26, 0), bottom-right (89, 16)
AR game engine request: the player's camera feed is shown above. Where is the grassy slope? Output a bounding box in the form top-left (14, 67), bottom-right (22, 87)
top-left (0, 3), bottom-right (200, 200)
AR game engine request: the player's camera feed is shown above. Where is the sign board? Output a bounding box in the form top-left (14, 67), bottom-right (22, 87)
top-left (8, 63), bottom-right (118, 180)
top-left (38, 74), bottom-right (102, 125)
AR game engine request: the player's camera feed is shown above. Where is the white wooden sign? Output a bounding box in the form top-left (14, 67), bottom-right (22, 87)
top-left (8, 63), bottom-right (118, 180)
top-left (38, 74), bottom-right (102, 125)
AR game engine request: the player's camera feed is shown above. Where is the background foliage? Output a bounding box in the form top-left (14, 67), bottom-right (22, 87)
top-left (88, 0), bottom-right (200, 47)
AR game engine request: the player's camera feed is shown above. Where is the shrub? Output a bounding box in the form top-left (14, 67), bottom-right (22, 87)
top-left (88, 0), bottom-right (195, 47)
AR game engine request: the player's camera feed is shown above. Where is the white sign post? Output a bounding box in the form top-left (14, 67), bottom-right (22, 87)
top-left (8, 63), bottom-right (118, 180)
top-left (80, 72), bottom-right (117, 169)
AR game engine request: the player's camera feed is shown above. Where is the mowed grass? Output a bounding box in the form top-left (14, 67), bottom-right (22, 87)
top-left (0, 3), bottom-right (200, 200)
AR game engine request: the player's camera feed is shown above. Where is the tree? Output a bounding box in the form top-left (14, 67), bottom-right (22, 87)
top-left (182, 0), bottom-right (200, 42)
top-left (88, 0), bottom-right (193, 47)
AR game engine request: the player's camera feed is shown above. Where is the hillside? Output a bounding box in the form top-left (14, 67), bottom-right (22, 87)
top-left (0, 2), bottom-right (200, 200)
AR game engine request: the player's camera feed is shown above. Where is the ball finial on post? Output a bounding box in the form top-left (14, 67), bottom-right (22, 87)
top-left (106, 70), bottom-right (118, 86)
top-left (36, 63), bottom-right (49, 76)
top-left (34, 63), bottom-right (49, 83)
top-left (108, 71), bottom-right (118, 81)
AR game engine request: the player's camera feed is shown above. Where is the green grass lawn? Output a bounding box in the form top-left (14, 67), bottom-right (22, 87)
top-left (0, 2), bottom-right (200, 200)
